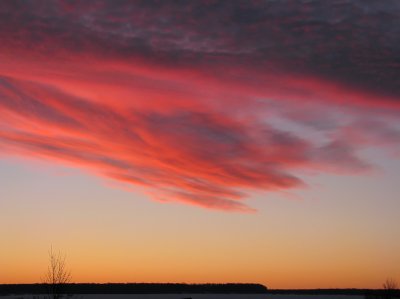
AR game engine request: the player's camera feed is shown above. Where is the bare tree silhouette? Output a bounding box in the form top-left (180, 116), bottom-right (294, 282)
top-left (42, 247), bottom-right (72, 299)
top-left (383, 278), bottom-right (398, 299)
top-left (365, 278), bottom-right (399, 299)
top-left (384, 278), bottom-right (398, 291)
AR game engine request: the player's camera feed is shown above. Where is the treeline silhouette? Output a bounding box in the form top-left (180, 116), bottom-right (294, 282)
top-left (3, 284), bottom-right (400, 297)
top-left (0, 283), bottom-right (267, 295)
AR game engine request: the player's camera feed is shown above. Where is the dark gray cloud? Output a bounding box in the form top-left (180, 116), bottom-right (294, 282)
top-left (0, 0), bottom-right (399, 99)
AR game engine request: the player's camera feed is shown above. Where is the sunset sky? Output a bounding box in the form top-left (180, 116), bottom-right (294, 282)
top-left (1, 0), bottom-right (400, 289)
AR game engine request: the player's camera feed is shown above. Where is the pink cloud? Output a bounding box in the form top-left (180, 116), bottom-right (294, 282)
top-left (0, 1), bottom-right (399, 211)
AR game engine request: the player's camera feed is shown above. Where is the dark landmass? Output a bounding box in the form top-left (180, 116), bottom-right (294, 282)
top-left (1, 284), bottom-right (400, 297)
top-left (0, 283), bottom-right (267, 295)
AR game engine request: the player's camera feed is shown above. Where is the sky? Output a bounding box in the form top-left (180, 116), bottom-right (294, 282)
top-left (0, 0), bottom-right (400, 289)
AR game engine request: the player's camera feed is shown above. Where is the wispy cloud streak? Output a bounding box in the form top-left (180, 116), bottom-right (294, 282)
top-left (0, 0), bottom-right (399, 211)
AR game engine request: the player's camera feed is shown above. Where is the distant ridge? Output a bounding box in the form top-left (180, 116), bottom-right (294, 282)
top-left (3, 284), bottom-right (400, 297)
top-left (0, 283), bottom-right (268, 295)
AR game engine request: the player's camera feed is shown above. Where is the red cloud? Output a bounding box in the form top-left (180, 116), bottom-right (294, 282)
top-left (0, 1), bottom-right (399, 211)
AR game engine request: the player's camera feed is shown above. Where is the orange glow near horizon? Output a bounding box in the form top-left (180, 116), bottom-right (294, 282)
top-left (2, 227), bottom-right (399, 289)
